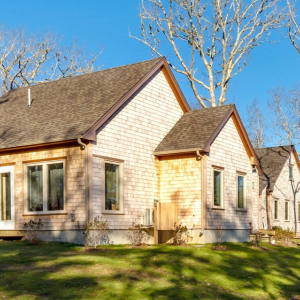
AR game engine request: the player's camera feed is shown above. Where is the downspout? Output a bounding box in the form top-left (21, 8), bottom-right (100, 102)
top-left (197, 150), bottom-right (205, 238)
top-left (77, 138), bottom-right (89, 227)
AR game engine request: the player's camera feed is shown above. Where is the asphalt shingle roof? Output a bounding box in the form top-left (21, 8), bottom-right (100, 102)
top-left (0, 58), bottom-right (162, 150)
top-left (255, 146), bottom-right (293, 194)
top-left (154, 104), bottom-right (233, 153)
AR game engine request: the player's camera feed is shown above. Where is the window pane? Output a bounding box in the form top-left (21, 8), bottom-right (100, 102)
top-left (105, 163), bottom-right (120, 210)
top-left (289, 166), bottom-right (293, 180)
top-left (237, 176), bottom-right (244, 209)
top-left (274, 201), bottom-right (278, 220)
top-left (213, 171), bottom-right (221, 206)
top-left (285, 202), bottom-right (289, 220)
top-left (28, 165), bottom-right (43, 211)
top-left (48, 163), bottom-right (64, 211)
top-left (1, 173), bottom-right (11, 221)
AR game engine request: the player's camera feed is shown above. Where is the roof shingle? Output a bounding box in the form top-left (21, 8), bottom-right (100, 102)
top-left (0, 58), bottom-right (162, 150)
top-left (255, 146), bottom-right (293, 194)
top-left (154, 104), bottom-right (233, 153)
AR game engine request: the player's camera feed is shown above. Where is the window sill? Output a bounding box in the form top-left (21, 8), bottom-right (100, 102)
top-left (274, 219), bottom-right (279, 222)
top-left (212, 207), bottom-right (225, 211)
top-left (236, 209), bottom-right (247, 212)
top-left (23, 211), bottom-right (68, 216)
top-left (102, 212), bottom-right (125, 215)
top-left (285, 220), bottom-right (290, 222)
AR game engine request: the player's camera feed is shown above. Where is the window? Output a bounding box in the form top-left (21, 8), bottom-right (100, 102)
top-left (285, 201), bottom-right (289, 221)
top-left (102, 160), bottom-right (123, 213)
top-left (1, 173), bottom-right (11, 220)
top-left (25, 160), bottom-right (65, 213)
top-left (274, 199), bottom-right (279, 220)
top-left (237, 175), bottom-right (245, 209)
top-left (289, 165), bottom-right (294, 181)
top-left (213, 169), bottom-right (223, 207)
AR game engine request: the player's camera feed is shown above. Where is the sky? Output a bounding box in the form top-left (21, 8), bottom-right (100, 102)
top-left (1, 0), bottom-right (300, 137)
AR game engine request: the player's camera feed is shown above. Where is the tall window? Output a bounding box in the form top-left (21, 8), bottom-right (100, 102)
top-left (26, 161), bottom-right (65, 213)
top-left (213, 169), bottom-right (222, 207)
top-left (102, 160), bottom-right (123, 213)
top-left (274, 199), bottom-right (279, 220)
top-left (285, 201), bottom-right (289, 221)
top-left (1, 173), bottom-right (11, 220)
top-left (237, 175), bottom-right (245, 209)
top-left (289, 165), bottom-right (294, 181)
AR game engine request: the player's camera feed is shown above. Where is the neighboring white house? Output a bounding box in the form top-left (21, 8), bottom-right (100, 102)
top-left (255, 146), bottom-right (300, 234)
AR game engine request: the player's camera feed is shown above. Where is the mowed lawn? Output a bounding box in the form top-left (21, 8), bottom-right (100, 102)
top-left (0, 241), bottom-right (300, 300)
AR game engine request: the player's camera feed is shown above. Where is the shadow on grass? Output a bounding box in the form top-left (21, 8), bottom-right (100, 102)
top-left (0, 241), bottom-right (299, 299)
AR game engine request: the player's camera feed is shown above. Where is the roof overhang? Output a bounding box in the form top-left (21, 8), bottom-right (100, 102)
top-left (83, 57), bottom-right (190, 141)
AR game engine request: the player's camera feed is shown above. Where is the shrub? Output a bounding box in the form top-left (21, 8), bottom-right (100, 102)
top-left (23, 219), bottom-right (43, 244)
top-left (173, 223), bottom-right (193, 245)
top-left (273, 226), bottom-right (294, 246)
top-left (126, 222), bottom-right (150, 246)
top-left (86, 216), bottom-right (112, 248)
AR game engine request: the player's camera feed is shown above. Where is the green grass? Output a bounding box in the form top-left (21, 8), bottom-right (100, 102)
top-left (0, 241), bottom-right (299, 300)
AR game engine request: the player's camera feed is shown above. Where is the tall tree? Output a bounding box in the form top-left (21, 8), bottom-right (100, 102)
top-left (268, 85), bottom-right (300, 146)
top-left (132, 0), bottom-right (285, 107)
top-left (0, 27), bottom-right (101, 95)
top-left (287, 0), bottom-right (300, 53)
top-left (245, 99), bottom-right (269, 148)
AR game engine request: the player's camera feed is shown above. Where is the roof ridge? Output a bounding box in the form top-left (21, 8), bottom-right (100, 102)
top-left (255, 145), bottom-right (293, 150)
top-left (188, 104), bottom-right (234, 113)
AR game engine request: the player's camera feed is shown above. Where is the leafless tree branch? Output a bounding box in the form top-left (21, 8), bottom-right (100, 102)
top-left (0, 27), bottom-right (102, 95)
top-left (132, 0), bottom-right (286, 107)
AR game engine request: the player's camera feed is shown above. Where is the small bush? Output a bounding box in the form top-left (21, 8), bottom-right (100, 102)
top-left (126, 223), bottom-right (150, 246)
top-left (273, 226), bottom-right (294, 246)
top-left (86, 216), bottom-right (112, 248)
top-left (23, 219), bottom-right (43, 244)
top-left (173, 223), bottom-right (193, 245)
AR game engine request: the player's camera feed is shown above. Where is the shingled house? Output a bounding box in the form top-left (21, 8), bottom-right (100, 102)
top-left (0, 57), bottom-right (261, 244)
top-left (255, 146), bottom-right (300, 234)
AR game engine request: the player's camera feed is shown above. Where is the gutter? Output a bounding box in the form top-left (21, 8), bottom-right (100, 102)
top-left (77, 138), bottom-right (89, 227)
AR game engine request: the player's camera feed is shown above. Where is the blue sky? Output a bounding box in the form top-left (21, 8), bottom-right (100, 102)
top-left (2, 0), bottom-right (300, 125)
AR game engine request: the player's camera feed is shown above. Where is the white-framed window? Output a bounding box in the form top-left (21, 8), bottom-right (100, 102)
top-left (289, 165), bottom-right (294, 181)
top-left (237, 173), bottom-right (246, 210)
top-left (101, 159), bottom-right (123, 214)
top-left (24, 160), bottom-right (65, 213)
top-left (212, 168), bottom-right (223, 208)
top-left (285, 200), bottom-right (289, 221)
top-left (274, 199), bottom-right (279, 220)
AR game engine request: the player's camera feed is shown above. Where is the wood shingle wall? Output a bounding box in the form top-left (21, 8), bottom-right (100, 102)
top-left (0, 144), bottom-right (86, 230)
top-left (91, 70), bottom-right (184, 230)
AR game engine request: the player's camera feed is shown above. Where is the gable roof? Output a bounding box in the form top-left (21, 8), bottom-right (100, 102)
top-left (155, 105), bottom-right (233, 154)
top-left (255, 145), bottom-right (297, 194)
top-left (0, 57), bottom-right (190, 151)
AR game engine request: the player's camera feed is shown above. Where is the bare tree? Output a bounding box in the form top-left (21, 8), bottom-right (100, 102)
top-left (132, 0), bottom-right (285, 108)
top-left (0, 27), bottom-right (101, 95)
top-left (287, 0), bottom-right (300, 53)
top-left (246, 99), bottom-right (269, 148)
top-left (268, 85), bottom-right (300, 145)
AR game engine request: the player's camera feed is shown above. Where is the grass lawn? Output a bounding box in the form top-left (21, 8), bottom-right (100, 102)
top-left (0, 241), bottom-right (299, 300)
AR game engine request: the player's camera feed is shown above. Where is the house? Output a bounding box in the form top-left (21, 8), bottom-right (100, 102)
top-left (0, 57), bottom-right (261, 244)
top-left (255, 146), bottom-right (300, 234)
